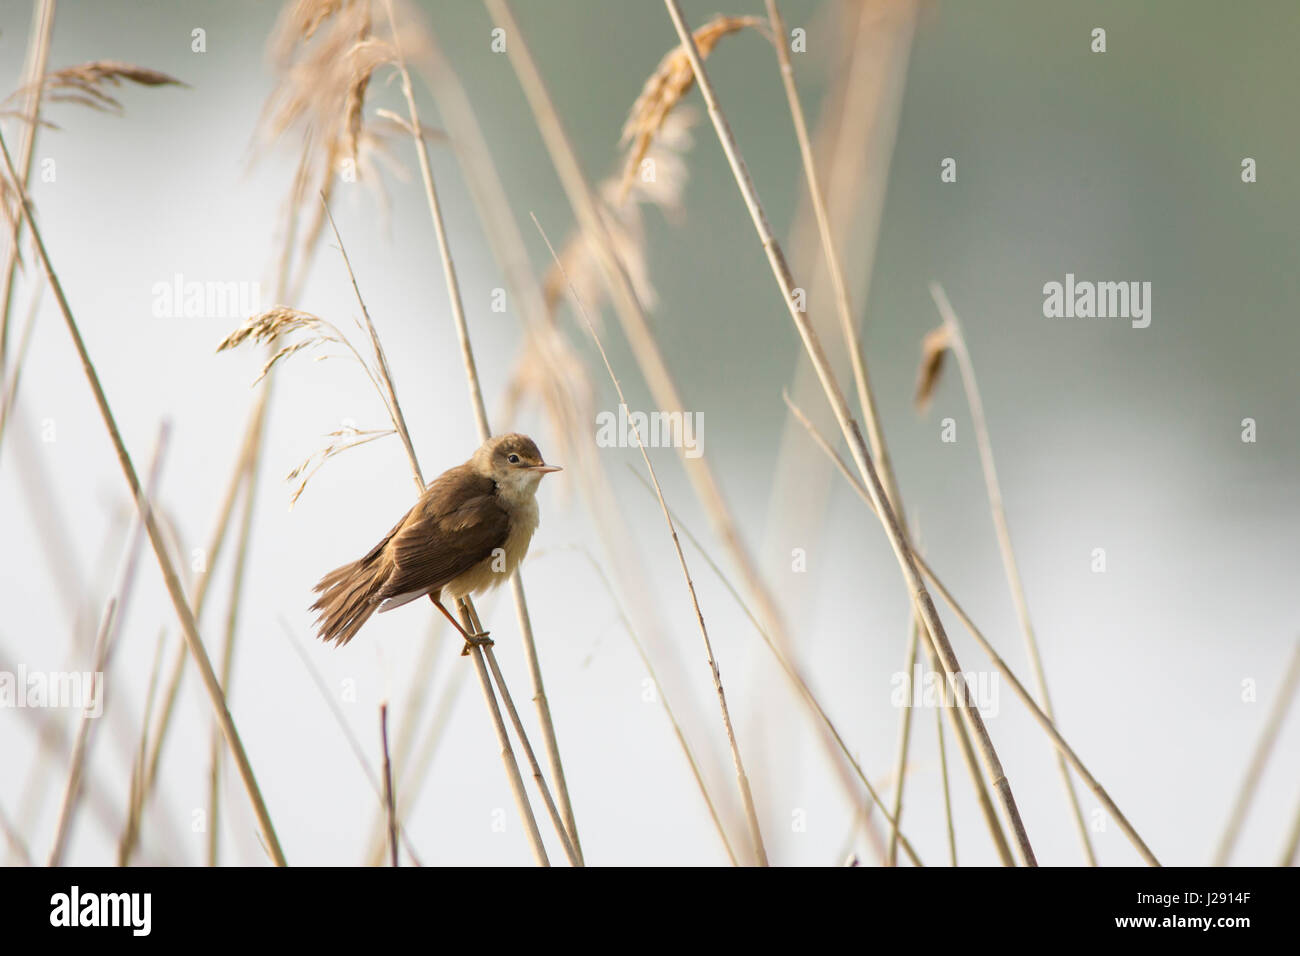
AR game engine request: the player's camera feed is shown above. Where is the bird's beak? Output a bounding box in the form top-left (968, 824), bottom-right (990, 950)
top-left (531, 464), bottom-right (562, 474)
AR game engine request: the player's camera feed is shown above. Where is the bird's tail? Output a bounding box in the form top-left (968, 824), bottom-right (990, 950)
top-left (311, 556), bottom-right (386, 646)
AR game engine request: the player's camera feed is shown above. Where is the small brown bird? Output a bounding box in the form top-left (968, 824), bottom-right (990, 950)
top-left (311, 433), bottom-right (560, 650)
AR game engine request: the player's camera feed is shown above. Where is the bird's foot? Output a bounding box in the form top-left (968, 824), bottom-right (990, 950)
top-left (460, 631), bottom-right (494, 656)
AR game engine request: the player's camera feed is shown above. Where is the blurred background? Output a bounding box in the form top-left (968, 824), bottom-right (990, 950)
top-left (1, 0), bottom-right (1297, 866)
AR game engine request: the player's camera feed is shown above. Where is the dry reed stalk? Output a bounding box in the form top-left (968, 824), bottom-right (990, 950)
top-left (762, 1), bottom-right (879, 480)
top-left (360, 622), bottom-right (445, 863)
top-left (886, 621), bottom-right (920, 866)
top-left (7, 350), bottom-right (99, 640)
top-left (485, 1), bottom-right (830, 859)
top-left (925, 632), bottom-right (1013, 863)
top-left (662, 0), bottom-right (1036, 866)
top-left (230, 176), bottom-right (558, 865)
top-left (481, 0), bottom-right (893, 859)
top-left (1282, 791), bottom-right (1300, 867)
top-left (206, 447), bottom-right (263, 867)
top-left (132, 0), bottom-right (369, 863)
top-left (787, 396), bottom-right (1163, 866)
top-left (0, 278), bottom-right (41, 463)
top-left (541, 109), bottom-right (691, 328)
top-left (925, 281), bottom-right (1097, 864)
top-left (0, 641), bottom-right (132, 855)
top-left (560, 544), bottom-right (739, 865)
top-left (197, 14), bottom-right (389, 843)
top-left (365, 656), bottom-right (467, 866)
top-left (423, 19), bottom-right (600, 478)
top-left (381, 704), bottom-right (398, 866)
top-left (763, 0), bottom-right (943, 867)
top-left (9, 479), bottom-right (173, 853)
top-left (482, 0), bottom-right (796, 682)
top-left (278, 621), bottom-right (423, 864)
top-left (46, 600), bottom-right (115, 866)
top-left (764, 0), bottom-right (915, 583)
top-left (417, 25), bottom-right (733, 861)
top-left (0, 798), bottom-right (31, 867)
top-left (120, 629), bottom-right (168, 866)
top-left (935, 695), bottom-right (957, 865)
top-left (626, 468), bottom-right (927, 866)
top-left (457, 602), bottom-right (549, 866)
top-left (536, 213), bottom-right (769, 866)
top-left (418, 23), bottom-right (599, 484)
top-left (197, 12), bottom-right (407, 858)
top-left (381, 0), bottom-right (582, 862)
top-left (1213, 639), bottom-right (1300, 866)
top-left (551, 0), bottom-right (904, 853)
top-left (0, 0), bottom-right (55, 373)
top-left (48, 423), bottom-right (169, 865)
top-left (4, 411), bottom-right (120, 834)
top-left (0, 126), bottom-right (287, 866)
top-left (472, 602), bottom-right (581, 867)
top-left (322, 200), bottom-right (423, 485)
top-left (122, 402), bottom-right (262, 864)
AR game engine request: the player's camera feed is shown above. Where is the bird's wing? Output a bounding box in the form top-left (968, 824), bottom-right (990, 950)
top-left (376, 465), bottom-right (509, 602)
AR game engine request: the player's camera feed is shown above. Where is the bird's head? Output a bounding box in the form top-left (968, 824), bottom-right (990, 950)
top-left (475, 433), bottom-right (561, 499)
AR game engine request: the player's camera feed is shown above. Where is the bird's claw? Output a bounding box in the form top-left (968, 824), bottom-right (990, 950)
top-left (460, 631), bottom-right (494, 656)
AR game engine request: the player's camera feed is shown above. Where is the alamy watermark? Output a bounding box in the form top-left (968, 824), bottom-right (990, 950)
top-left (595, 407), bottom-right (703, 459)
top-left (151, 273), bottom-right (262, 319)
top-left (1043, 273), bottom-right (1151, 328)
top-left (891, 668), bottom-right (999, 718)
top-left (0, 665), bottom-right (103, 717)
top-left (50, 886), bottom-right (150, 936)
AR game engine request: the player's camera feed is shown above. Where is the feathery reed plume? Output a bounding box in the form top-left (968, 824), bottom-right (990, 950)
top-left (543, 111), bottom-right (694, 325)
top-left (287, 426), bottom-right (397, 504)
top-left (913, 324), bottom-right (952, 414)
top-left (260, 0), bottom-right (431, 264)
top-left (1, 2), bottom-right (178, 392)
top-left (543, 110), bottom-right (696, 325)
top-left (617, 15), bottom-right (762, 201)
top-left (218, 305), bottom-right (403, 504)
top-left (7, 61), bottom-right (184, 115)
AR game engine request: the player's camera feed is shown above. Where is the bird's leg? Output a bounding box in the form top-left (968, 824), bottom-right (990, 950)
top-left (429, 594), bottom-right (493, 656)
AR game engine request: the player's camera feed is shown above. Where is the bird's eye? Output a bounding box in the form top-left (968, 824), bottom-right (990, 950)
top-left (507, 454), bottom-right (520, 464)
